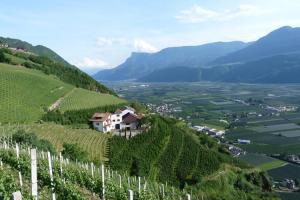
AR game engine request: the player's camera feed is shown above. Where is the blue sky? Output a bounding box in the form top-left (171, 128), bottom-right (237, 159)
top-left (1, 0), bottom-right (300, 74)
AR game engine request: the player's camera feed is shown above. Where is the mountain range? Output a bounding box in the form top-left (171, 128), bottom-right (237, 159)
top-left (94, 26), bottom-right (300, 83)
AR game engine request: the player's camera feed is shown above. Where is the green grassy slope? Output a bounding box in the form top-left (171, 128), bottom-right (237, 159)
top-left (1, 48), bottom-right (114, 95)
top-left (0, 63), bottom-right (74, 123)
top-left (59, 88), bottom-right (126, 112)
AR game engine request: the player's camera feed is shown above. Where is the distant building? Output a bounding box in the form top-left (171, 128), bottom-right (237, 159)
top-left (237, 139), bottom-right (251, 144)
top-left (281, 179), bottom-right (296, 189)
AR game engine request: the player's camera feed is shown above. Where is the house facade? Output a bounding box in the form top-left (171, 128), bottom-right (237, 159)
top-left (90, 106), bottom-right (141, 133)
top-left (89, 112), bottom-right (112, 133)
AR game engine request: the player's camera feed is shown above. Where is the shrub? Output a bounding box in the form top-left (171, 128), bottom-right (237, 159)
top-left (62, 143), bottom-right (88, 162)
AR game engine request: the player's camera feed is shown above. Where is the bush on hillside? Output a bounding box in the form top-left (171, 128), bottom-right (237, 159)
top-left (62, 143), bottom-right (88, 162)
top-left (12, 130), bottom-right (55, 154)
top-left (0, 50), bottom-right (10, 63)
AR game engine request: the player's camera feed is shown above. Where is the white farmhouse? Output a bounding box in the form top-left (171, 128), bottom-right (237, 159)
top-left (89, 112), bottom-right (112, 133)
top-left (90, 106), bottom-right (141, 133)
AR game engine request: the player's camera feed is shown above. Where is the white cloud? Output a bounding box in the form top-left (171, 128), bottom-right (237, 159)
top-left (176, 4), bottom-right (266, 23)
top-left (96, 36), bottom-right (158, 53)
top-left (76, 57), bottom-right (108, 69)
top-left (133, 39), bottom-right (157, 52)
top-left (96, 37), bottom-right (130, 47)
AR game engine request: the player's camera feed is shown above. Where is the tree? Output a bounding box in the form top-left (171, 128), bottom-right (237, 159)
top-left (62, 143), bottom-right (88, 162)
top-left (0, 50), bottom-right (10, 63)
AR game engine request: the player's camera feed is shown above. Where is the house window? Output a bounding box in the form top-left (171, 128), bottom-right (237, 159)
top-left (117, 119), bottom-right (120, 121)
top-left (113, 120), bottom-right (115, 122)
top-left (117, 115), bottom-right (120, 117)
top-left (96, 123), bottom-right (100, 125)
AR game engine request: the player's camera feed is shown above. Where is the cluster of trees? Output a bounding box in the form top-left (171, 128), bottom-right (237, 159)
top-left (62, 143), bottom-right (88, 162)
top-left (24, 55), bottom-right (114, 94)
top-left (42, 102), bottom-right (145, 126)
top-left (0, 49), bottom-right (10, 63)
top-left (12, 130), bottom-right (55, 154)
top-left (42, 103), bottom-right (126, 125)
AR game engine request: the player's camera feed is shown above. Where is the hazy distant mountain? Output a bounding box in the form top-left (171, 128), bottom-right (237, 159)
top-left (93, 41), bottom-right (247, 81)
top-left (138, 66), bottom-right (200, 82)
top-left (203, 53), bottom-right (300, 83)
top-left (211, 26), bottom-right (300, 65)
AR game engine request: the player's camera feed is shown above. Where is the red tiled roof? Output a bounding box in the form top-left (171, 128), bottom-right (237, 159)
top-left (89, 112), bottom-right (111, 122)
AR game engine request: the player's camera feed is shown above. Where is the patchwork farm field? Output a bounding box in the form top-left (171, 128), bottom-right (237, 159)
top-left (239, 153), bottom-right (286, 170)
top-left (58, 87), bottom-right (126, 112)
top-left (279, 192), bottom-right (300, 200)
top-left (267, 164), bottom-right (300, 181)
top-left (0, 63), bottom-right (74, 123)
top-left (250, 123), bottom-right (300, 133)
top-left (0, 123), bottom-right (109, 163)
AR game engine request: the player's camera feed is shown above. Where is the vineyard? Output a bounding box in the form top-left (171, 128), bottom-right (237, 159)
top-left (0, 123), bottom-right (109, 164)
top-left (58, 88), bottom-right (126, 112)
top-left (108, 116), bottom-right (279, 200)
top-left (0, 63), bottom-right (74, 123)
top-left (0, 139), bottom-right (190, 200)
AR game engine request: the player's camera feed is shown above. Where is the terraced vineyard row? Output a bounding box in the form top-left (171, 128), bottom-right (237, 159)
top-left (58, 88), bottom-right (126, 112)
top-left (0, 123), bottom-right (109, 163)
top-left (0, 63), bottom-right (73, 123)
top-left (0, 141), bottom-right (189, 200)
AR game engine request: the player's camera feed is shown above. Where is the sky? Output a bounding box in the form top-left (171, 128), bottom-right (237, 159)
top-left (1, 0), bottom-right (300, 74)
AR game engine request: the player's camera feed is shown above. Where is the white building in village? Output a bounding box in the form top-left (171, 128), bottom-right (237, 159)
top-left (89, 106), bottom-right (141, 133)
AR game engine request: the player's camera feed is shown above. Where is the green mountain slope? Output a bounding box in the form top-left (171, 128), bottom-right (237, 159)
top-left (0, 36), bottom-right (71, 66)
top-left (0, 49), bottom-right (122, 123)
top-left (0, 63), bottom-right (74, 123)
top-left (0, 47), bottom-right (114, 94)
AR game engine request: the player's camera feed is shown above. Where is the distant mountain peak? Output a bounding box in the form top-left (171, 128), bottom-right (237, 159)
top-left (93, 41), bottom-right (247, 81)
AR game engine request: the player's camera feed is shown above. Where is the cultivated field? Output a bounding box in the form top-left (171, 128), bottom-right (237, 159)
top-left (0, 63), bottom-right (73, 123)
top-left (251, 123), bottom-right (300, 133)
top-left (239, 153), bottom-right (286, 170)
top-left (0, 123), bottom-right (109, 163)
top-left (58, 88), bottom-right (126, 112)
top-left (268, 164), bottom-right (300, 181)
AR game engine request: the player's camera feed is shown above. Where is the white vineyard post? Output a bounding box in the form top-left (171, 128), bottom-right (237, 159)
top-left (101, 164), bottom-right (105, 200)
top-left (187, 194), bottom-right (191, 200)
top-left (59, 152), bottom-right (63, 177)
top-left (91, 163), bottom-right (94, 178)
top-left (119, 174), bottom-right (122, 188)
top-left (15, 143), bottom-right (23, 188)
top-left (128, 190), bottom-right (133, 200)
top-left (128, 177), bottom-right (130, 187)
top-left (138, 177), bottom-right (141, 194)
top-left (143, 181), bottom-right (147, 191)
top-left (30, 149), bottom-right (38, 200)
top-left (47, 152), bottom-right (56, 200)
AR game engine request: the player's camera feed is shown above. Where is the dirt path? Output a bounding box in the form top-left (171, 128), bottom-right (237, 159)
top-left (48, 88), bottom-right (75, 111)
